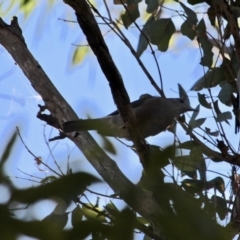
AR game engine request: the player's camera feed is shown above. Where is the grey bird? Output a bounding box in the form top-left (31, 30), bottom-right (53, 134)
top-left (63, 94), bottom-right (195, 140)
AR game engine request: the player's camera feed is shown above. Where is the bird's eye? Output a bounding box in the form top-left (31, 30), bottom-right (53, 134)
top-left (179, 99), bottom-right (184, 103)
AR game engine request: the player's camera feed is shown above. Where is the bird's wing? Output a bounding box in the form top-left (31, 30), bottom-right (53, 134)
top-left (108, 94), bottom-right (153, 116)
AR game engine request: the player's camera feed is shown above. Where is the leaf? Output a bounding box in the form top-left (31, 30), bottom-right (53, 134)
top-left (12, 172), bottom-right (100, 203)
top-left (218, 82), bottom-right (235, 106)
top-left (137, 15), bottom-right (154, 57)
top-left (179, 2), bottom-right (198, 25)
top-left (216, 111), bottom-right (232, 122)
top-left (146, 0), bottom-right (159, 13)
top-left (114, 0), bottom-right (127, 4)
top-left (189, 118), bottom-right (206, 128)
top-left (121, 3), bottom-right (140, 29)
top-left (190, 104), bottom-right (200, 121)
top-left (190, 147), bottom-right (206, 181)
top-left (191, 67), bottom-right (224, 91)
top-left (198, 93), bottom-right (212, 109)
top-left (72, 46), bottom-right (89, 65)
top-left (182, 179), bottom-right (204, 194)
top-left (178, 141), bottom-right (198, 150)
top-left (231, 6), bottom-right (240, 18)
top-left (189, 105), bottom-right (204, 129)
top-left (71, 205), bottom-right (83, 227)
top-left (197, 19), bottom-right (213, 67)
top-left (207, 177), bottom-right (225, 195)
top-left (0, 130), bottom-right (17, 173)
top-left (42, 212), bottom-right (68, 230)
top-left (187, 0), bottom-right (205, 4)
top-left (148, 18), bottom-right (176, 52)
top-left (178, 83), bottom-right (189, 105)
top-left (213, 100), bottom-right (230, 125)
top-left (82, 204), bottom-right (107, 222)
top-left (211, 196), bottom-right (227, 220)
top-left (20, 0), bottom-right (37, 18)
top-left (205, 127), bottom-right (219, 136)
top-left (207, 7), bottom-right (216, 26)
top-left (101, 136), bottom-right (116, 154)
top-left (173, 155), bottom-right (197, 178)
top-left (136, 216), bottom-right (149, 225)
top-left (181, 20), bottom-right (196, 40)
top-left (105, 201), bottom-right (120, 216)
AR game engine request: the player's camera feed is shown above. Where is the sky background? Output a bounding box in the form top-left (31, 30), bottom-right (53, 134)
top-left (0, 0), bottom-right (237, 239)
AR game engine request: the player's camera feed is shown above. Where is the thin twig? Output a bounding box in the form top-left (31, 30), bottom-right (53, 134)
top-left (16, 127), bottom-right (62, 177)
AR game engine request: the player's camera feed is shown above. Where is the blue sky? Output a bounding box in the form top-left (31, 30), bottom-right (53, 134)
top-left (0, 0), bottom-right (236, 239)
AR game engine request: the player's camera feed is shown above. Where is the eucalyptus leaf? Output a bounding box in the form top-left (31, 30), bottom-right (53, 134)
top-left (216, 111), bottom-right (232, 122)
top-left (205, 127), bottom-right (219, 136)
top-left (191, 67), bottom-right (223, 91)
top-left (198, 93), bottom-right (211, 109)
top-left (179, 2), bottom-right (198, 25)
top-left (197, 19), bottom-right (213, 67)
top-left (181, 20), bottom-right (196, 40)
top-left (178, 141), bottom-right (199, 150)
top-left (189, 118), bottom-right (206, 128)
top-left (121, 3), bottom-right (140, 29)
top-left (218, 82), bottom-right (235, 106)
top-left (213, 100), bottom-right (230, 125)
top-left (148, 18), bottom-right (176, 52)
top-left (190, 104), bottom-right (200, 121)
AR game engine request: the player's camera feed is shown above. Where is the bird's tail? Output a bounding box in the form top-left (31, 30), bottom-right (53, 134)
top-left (63, 119), bottom-right (107, 133)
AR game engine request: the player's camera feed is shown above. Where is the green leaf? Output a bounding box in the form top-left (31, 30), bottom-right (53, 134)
top-left (197, 19), bottom-right (213, 67)
top-left (20, 0), bottom-right (37, 18)
top-left (211, 196), bottom-right (227, 220)
top-left (148, 18), bottom-right (176, 52)
top-left (182, 179), bottom-right (205, 194)
top-left (121, 3), bottom-right (140, 29)
top-left (136, 216), bottom-right (149, 225)
top-left (216, 111), bottom-right (232, 122)
top-left (190, 104), bottom-right (200, 121)
top-left (72, 46), bottom-right (89, 65)
top-left (231, 6), bottom-right (240, 18)
top-left (197, 93), bottom-right (212, 109)
top-left (0, 130), bottom-right (17, 173)
top-left (191, 67), bottom-right (224, 91)
top-left (218, 82), bottom-right (235, 106)
top-left (146, 0), bottom-right (159, 13)
top-left (208, 177), bottom-right (225, 195)
top-left (207, 7), bottom-right (216, 26)
top-left (178, 141), bottom-right (198, 150)
top-left (12, 172), bottom-right (100, 203)
top-left (137, 15), bottom-right (154, 57)
top-left (213, 100), bottom-right (230, 125)
top-left (181, 20), bottom-right (196, 40)
top-left (101, 136), bottom-right (116, 154)
top-left (173, 155), bottom-right (197, 178)
top-left (179, 2), bottom-right (198, 25)
top-left (105, 201), bottom-right (120, 217)
top-left (189, 118), bottom-right (206, 128)
top-left (82, 204), bottom-right (107, 222)
top-left (190, 147), bottom-right (206, 181)
top-left (71, 205), bottom-right (83, 227)
top-left (205, 127), bottom-right (219, 136)
top-left (187, 0), bottom-right (205, 4)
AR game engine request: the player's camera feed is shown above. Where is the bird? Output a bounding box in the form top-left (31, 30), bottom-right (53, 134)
top-left (63, 94), bottom-right (195, 140)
